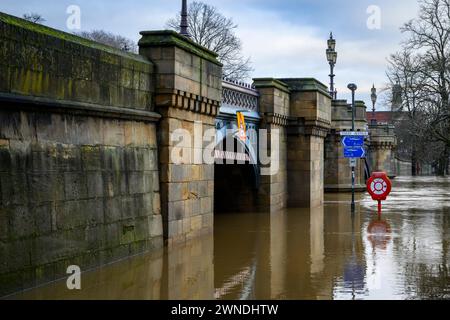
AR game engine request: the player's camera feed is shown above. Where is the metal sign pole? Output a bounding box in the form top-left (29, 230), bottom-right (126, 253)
top-left (348, 84), bottom-right (357, 213)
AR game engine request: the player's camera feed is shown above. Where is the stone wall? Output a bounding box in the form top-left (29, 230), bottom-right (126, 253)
top-left (0, 13), bottom-right (162, 296)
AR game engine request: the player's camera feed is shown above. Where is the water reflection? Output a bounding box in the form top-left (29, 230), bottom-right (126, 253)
top-left (367, 216), bottom-right (392, 251)
top-left (7, 176), bottom-right (450, 300)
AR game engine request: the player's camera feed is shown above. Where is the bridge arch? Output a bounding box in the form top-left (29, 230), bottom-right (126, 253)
top-left (214, 118), bottom-right (261, 213)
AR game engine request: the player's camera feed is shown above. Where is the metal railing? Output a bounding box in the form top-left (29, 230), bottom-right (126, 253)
top-left (221, 77), bottom-right (259, 112)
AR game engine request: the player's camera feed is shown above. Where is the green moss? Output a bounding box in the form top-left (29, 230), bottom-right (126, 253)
top-left (0, 11), bottom-right (151, 65)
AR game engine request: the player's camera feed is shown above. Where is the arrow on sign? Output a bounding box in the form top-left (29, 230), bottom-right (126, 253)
top-left (344, 146), bottom-right (366, 158)
top-left (341, 136), bottom-right (365, 148)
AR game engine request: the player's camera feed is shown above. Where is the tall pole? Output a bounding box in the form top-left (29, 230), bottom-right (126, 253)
top-left (180, 0), bottom-right (190, 38)
top-left (329, 64), bottom-right (335, 98)
top-left (348, 83), bottom-right (357, 213)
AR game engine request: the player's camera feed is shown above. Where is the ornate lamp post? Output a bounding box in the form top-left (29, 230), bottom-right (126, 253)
top-left (326, 32), bottom-right (338, 99)
top-left (371, 84), bottom-right (377, 125)
top-left (180, 0), bottom-right (190, 38)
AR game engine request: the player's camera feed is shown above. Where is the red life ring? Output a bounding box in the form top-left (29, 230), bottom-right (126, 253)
top-left (367, 172), bottom-right (392, 201)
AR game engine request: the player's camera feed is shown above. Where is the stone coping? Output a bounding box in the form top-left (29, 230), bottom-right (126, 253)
top-left (278, 78), bottom-right (331, 97)
top-left (253, 78), bottom-right (291, 93)
top-left (139, 30), bottom-right (222, 66)
top-left (0, 92), bottom-right (161, 123)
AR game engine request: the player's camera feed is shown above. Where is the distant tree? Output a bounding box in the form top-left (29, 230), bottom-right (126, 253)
top-left (386, 0), bottom-right (450, 175)
top-left (23, 13), bottom-right (45, 24)
top-left (76, 30), bottom-right (138, 53)
top-left (166, 1), bottom-right (253, 81)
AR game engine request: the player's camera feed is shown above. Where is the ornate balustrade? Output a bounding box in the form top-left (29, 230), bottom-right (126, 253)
top-left (221, 77), bottom-right (259, 113)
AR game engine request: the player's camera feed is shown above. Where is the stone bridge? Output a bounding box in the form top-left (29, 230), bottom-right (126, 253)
top-left (0, 12), bottom-right (396, 296)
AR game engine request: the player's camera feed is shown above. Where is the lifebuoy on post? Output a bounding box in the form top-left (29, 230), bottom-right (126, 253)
top-left (366, 172), bottom-right (392, 214)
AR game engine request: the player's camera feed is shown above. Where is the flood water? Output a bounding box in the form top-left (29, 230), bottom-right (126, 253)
top-left (7, 176), bottom-right (450, 300)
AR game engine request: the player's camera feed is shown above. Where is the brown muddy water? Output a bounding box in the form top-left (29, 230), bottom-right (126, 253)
top-left (7, 176), bottom-right (450, 300)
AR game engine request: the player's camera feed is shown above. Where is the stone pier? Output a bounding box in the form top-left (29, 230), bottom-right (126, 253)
top-left (253, 78), bottom-right (290, 213)
top-left (368, 123), bottom-right (397, 178)
top-left (138, 31), bottom-right (222, 243)
top-left (324, 100), bottom-right (368, 192)
top-left (280, 79), bottom-right (331, 208)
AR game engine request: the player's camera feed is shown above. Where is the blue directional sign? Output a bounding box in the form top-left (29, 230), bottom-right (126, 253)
top-left (341, 136), bottom-right (364, 148)
top-left (344, 146), bottom-right (366, 158)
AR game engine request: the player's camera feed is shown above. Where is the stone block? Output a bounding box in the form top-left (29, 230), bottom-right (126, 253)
top-left (86, 172), bottom-right (104, 198)
top-left (168, 200), bottom-right (184, 222)
top-left (149, 214), bottom-right (163, 238)
top-left (33, 203), bottom-right (54, 235)
top-left (153, 193), bottom-right (161, 215)
top-left (64, 172), bottom-right (88, 201)
top-left (128, 172), bottom-right (145, 195)
top-left (104, 197), bottom-right (123, 223)
top-left (81, 146), bottom-right (102, 171)
top-left (55, 200), bottom-right (85, 230)
top-left (200, 197), bottom-right (212, 215)
top-left (0, 207), bottom-right (9, 241)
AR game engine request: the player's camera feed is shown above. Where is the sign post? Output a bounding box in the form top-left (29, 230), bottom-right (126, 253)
top-left (340, 131), bottom-right (367, 213)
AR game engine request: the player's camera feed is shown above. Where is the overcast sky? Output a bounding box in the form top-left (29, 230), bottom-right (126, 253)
top-left (1, 0), bottom-right (422, 110)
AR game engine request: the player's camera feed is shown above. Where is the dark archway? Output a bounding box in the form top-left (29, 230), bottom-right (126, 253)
top-left (214, 135), bottom-right (259, 213)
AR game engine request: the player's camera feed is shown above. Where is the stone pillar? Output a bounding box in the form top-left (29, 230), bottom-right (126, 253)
top-left (253, 78), bottom-right (290, 213)
top-left (369, 123), bottom-right (397, 178)
top-left (280, 78), bottom-right (331, 208)
top-left (324, 100), bottom-right (368, 192)
top-left (138, 31), bottom-right (222, 243)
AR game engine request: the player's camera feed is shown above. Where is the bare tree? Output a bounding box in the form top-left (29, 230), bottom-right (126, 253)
top-left (388, 0), bottom-right (450, 175)
top-left (406, 0), bottom-right (450, 174)
top-left (387, 48), bottom-right (428, 175)
top-left (23, 13), bottom-right (45, 24)
top-left (76, 30), bottom-right (138, 53)
top-left (166, 1), bottom-right (253, 81)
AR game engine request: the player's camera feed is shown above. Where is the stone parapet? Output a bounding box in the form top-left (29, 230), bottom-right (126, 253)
top-left (0, 12), bottom-right (155, 112)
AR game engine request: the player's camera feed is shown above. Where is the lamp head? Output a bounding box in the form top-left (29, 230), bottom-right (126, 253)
top-left (327, 32), bottom-right (336, 51)
top-left (371, 84), bottom-right (377, 104)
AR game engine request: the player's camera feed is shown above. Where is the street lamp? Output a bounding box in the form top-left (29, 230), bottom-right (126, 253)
top-left (371, 84), bottom-right (377, 125)
top-left (347, 83), bottom-right (357, 212)
top-left (326, 32), bottom-right (338, 99)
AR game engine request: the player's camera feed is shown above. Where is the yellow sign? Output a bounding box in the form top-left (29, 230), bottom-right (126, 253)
top-left (236, 112), bottom-right (247, 142)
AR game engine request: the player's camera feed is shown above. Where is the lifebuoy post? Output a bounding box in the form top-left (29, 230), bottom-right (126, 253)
top-left (366, 172), bottom-right (392, 214)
